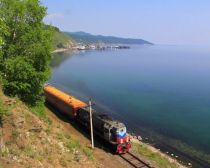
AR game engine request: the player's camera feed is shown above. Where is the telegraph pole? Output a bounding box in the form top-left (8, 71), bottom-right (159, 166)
top-left (89, 99), bottom-right (94, 149)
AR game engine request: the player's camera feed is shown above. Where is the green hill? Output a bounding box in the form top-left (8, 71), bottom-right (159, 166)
top-left (51, 26), bottom-right (75, 50)
top-left (65, 31), bottom-right (153, 45)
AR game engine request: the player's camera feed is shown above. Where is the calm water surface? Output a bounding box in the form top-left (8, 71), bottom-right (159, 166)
top-left (50, 45), bottom-right (210, 164)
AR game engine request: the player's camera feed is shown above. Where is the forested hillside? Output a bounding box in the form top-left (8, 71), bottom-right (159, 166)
top-left (51, 26), bottom-right (75, 50)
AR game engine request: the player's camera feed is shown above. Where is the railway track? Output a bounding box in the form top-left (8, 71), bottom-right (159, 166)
top-left (120, 152), bottom-right (154, 168)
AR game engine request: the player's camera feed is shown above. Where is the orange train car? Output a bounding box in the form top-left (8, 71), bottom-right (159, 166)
top-left (43, 84), bottom-right (87, 118)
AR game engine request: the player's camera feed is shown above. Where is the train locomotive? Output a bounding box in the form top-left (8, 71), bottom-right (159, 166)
top-left (43, 84), bottom-right (131, 153)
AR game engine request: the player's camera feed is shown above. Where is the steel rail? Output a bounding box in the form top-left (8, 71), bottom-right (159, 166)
top-left (120, 151), bottom-right (154, 168)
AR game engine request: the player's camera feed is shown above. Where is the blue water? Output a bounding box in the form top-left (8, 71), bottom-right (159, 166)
top-left (50, 45), bottom-right (210, 162)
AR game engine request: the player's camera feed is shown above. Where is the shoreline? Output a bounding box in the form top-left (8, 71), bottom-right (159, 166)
top-left (52, 48), bottom-right (72, 53)
top-left (127, 125), bottom-right (210, 168)
top-left (130, 136), bottom-right (187, 168)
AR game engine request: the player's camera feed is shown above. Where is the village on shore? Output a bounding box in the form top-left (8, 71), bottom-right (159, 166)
top-left (73, 42), bottom-right (130, 50)
top-left (53, 42), bottom-right (131, 53)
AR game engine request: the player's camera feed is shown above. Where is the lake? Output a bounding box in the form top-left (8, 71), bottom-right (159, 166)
top-left (50, 45), bottom-right (210, 167)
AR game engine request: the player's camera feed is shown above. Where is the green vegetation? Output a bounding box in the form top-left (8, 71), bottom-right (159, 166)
top-left (0, 91), bottom-right (11, 149)
top-left (0, 97), bottom-right (10, 123)
top-left (66, 138), bottom-right (81, 152)
top-left (11, 129), bottom-right (19, 139)
top-left (29, 102), bottom-right (52, 124)
top-left (0, 0), bottom-right (52, 105)
top-left (25, 145), bottom-right (36, 158)
top-left (83, 147), bottom-right (94, 160)
top-left (0, 146), bottom-right (9, 157)
top-left (51, 26), bottom-right (74, 50)
top-left (65, 136), bottom-right (94, 162)
top-left (0, 18), bottom-right (7, 47)
top-left (132, 142), bottom-right (178, 168)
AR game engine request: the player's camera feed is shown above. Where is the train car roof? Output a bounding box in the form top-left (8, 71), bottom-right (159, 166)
top-left (44, 85), bottom-right (87, 109)
top-left (81, 107), bottom-right (125, 128)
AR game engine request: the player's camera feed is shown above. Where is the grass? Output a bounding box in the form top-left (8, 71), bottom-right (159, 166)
top-left (57, 132), bottom-right (65, 140)
top-left (83, 147), bottom-right (94, 160)
top-left (12, 129), bottom-right (19, 139)
top-left (36, 154), bottom-right (44, 162)
top-left (0, 97), bottom-right (11, 118)
top-left (132, 142), bottom-right (178, 168)
top-left (29, 103), bottom-right (52, 125)
top-left (65, 137), bottom-right (95, 162)
top-left (25, 145), bottom-right (36, 158)
top-left (9, 148), bottom-right (21, 156)
top-left (66, 138), bottom-right (81, 152)
top-left (0, 146), bottom-right (9, 157)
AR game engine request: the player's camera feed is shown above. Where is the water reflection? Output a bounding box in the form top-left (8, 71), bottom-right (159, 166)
top-left (51, 50), bottom-right (75, 68)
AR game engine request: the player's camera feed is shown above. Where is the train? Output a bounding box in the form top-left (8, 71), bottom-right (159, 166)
top-left (43, 84), bottom-right (131, 153)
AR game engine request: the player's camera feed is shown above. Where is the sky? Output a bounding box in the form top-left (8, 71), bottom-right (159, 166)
top-left (41, 0), bottom-right (210, 45)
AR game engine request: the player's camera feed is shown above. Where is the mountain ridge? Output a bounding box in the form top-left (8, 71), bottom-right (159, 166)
top-left (65, 31), bottom-right (153, 45)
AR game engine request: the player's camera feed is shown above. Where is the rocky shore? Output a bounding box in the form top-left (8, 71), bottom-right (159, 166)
top-left (128, 134), bottom-right (187, 168)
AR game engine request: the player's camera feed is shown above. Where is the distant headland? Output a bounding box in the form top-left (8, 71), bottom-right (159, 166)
top-left (51, 26), bottom-right (153, 52)
top-left (65, 31), bottom-right (153, 45)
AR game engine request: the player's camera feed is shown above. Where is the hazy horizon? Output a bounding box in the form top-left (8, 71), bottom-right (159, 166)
top-left (42, 0), bottom-right (210, 46)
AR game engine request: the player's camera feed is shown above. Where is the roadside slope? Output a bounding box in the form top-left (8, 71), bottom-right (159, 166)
top-left (0, 90), bottom-right (98, 168)
top-left (0, 89), bottom-right (125, 168)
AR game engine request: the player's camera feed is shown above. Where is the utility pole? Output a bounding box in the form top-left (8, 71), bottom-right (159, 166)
top-left (89, 99), bottom-right (94, 149)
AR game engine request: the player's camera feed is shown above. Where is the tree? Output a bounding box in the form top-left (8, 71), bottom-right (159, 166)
top-left (0, 18), bottom-right (8, 57)
top-left (0, 0), bottom-right (52, 105)
top-left (0, 18), bottom-right (6, 46)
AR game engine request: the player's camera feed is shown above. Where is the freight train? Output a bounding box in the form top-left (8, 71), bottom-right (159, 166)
top-left (43, 84), bottom-right (131, 153)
